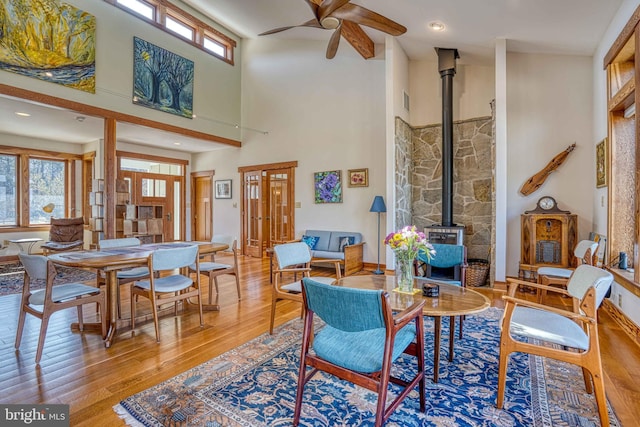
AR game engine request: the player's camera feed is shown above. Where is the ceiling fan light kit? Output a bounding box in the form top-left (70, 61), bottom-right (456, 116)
top-left (258, 0), bottom-right (407, 59)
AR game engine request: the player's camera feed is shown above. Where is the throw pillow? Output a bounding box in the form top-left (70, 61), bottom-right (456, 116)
top-left (301, 235), bottom-right (319, 250)
top-left (339, 236), bottom-right (355, 252)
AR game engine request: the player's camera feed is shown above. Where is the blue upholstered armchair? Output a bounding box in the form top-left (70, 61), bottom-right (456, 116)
top-left (293, 277), bottom-right (426, 427)
top-left (415, 243), bottom-right (467, 286)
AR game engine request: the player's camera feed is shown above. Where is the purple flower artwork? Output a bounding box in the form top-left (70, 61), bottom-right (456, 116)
top-left (314, 170), bottom-right (342, 203)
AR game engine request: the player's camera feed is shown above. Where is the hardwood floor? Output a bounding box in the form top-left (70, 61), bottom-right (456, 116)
top-left (0, 254), bottom-right (638, 426)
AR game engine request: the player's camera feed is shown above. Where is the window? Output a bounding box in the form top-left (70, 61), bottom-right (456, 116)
top-left (0, 147), bottom-right (78, 230)
top-left (29, 158), bottom-right (66, 225)
top-left (0, 154), bottom-right (17, 226)
top-left (166, 14), bottom-right (194, 41)
top-left (105, 0), bottom-right (236, 65)
top-left (116, 0), bottom-right (154, 19)
top-left (204, 36), bottom-right (225, 58)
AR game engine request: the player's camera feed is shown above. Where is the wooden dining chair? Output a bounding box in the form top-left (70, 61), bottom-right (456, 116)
top-left (97, 237), bottom-right (150, 318)
top-left (269, 242), bottom-right (335, 334)
top-left (130, 244), bottom-right (203, 342)
top-left (497, 264), bottom-right (614, 427)
top-left (189, 239), bottom-right (240, 305)
top-left (536, 239), bottom-right (599, 303)
top-left (15, 254), bottom-right (107, 363)
top-left (294, 277), bottom-right (426, 427)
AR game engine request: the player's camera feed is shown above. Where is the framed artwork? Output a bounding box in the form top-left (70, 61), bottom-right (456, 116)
top-left (215, 179), bottom-right (232, 199)
top-left (0, 0), bottom-right (96, 93)
top-left (133, 37), bottom-right (194, 118)
top-left (314, 170), bottom-right (342, 203)
top-left (348, 168), bottom-right (368, 187)
top-left (596, 138), bottom-right (607, 188)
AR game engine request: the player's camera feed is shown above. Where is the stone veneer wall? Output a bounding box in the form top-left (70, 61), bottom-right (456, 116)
top-left (394, 111), bottom-right (495, 284)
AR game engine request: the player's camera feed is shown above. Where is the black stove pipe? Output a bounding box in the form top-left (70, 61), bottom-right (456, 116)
top-left (436, 48), bottom-right (459, 227)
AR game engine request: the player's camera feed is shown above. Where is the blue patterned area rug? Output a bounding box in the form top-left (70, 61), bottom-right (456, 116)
top-left (114, 308), bottom-right (619, 426)
top-left (0, 262), bottom-right (96, 296)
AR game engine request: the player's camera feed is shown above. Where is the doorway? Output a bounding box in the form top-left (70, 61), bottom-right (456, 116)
top-left (239, 161), bottom-right (297, 258)
top-left (191, 171), bottom-right (213, 242)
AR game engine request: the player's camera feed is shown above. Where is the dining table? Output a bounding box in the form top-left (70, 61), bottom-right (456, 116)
top-left (334, 274), bottom-right (490, 382)
top-left (48, 241), bottom-right (229, 348)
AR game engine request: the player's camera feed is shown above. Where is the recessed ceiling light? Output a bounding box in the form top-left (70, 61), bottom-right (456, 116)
top-left (75, 116), bottom-right (85, 122)
top-left (173, 142), bottom-right (181, 146)
top-left (428, 21), bottom-right (445, 31)
top-left (15, 112), bottom-right (31, 117)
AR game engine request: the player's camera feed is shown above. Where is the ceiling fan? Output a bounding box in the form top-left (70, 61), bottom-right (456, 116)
top-left (258, 0), bottom-right (406, 59)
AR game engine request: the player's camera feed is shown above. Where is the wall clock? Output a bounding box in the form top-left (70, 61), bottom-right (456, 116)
top-left (525, 196), bottom-right (570, 214)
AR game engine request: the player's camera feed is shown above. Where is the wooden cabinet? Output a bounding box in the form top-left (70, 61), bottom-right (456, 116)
top-left (521, 213), bottom-right (578, 269)
top-left (123, 204), bottom-right (164, 244)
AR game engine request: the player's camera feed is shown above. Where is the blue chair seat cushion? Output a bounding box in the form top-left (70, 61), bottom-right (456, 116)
top-left (117, 266), bottom-right (149, 279)
top-left (312, 324), bottom-right (416, 373)
top-left (192, 262), bottom-right (231, 272)
top-left (29, 283), bottom-right (100, 305)
top-left (135, 275), bottom-right (194, 293)
top-left (510, 306), bottom-right (589, 350)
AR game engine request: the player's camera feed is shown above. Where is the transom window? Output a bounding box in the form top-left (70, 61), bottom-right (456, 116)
top-left (105, 0), bottom-right (236, 64)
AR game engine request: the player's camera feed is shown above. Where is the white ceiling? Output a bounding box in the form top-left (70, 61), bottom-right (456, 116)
top-left (1, 0), bottom-right (624, 153)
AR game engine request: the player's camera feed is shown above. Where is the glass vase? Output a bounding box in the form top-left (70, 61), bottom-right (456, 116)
top-left (395, 256), bottom-right (415, 293)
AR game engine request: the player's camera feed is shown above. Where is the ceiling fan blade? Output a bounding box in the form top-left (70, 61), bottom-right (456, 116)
top-left (258, 19), bottom-right (322, 36)
top-left (318, 0), bottom-right (351, 21)
top-left (303, 0), bottom-right (320, 16)
top-left (331, 4), bottom-right (406, 36)
top-left (326, 27), bottom-right (342, 59)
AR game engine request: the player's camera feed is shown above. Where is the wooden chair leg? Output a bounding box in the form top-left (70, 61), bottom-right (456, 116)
top-left (150, 294), bottom-right (160, 343)
top-left (130, 289), bottom-right (137, 330)
top-left (496, 344), bottom-right (510, 409)
top-left (77, 305), bottom-right (84, 331)
top-left (582, 367), bottom-right (594, 394)
top-left (234, 273), bottom-right (241, 300)
top-left (449, 316), bottom-right (455, 362)
top-left (15, 309), bottom-right (27, 349)
top-left (269, 296), bottom-right (278, 335)
top-left (35, 314), bottom-right (51, 364)
top-left (590, 366), bottom-right (610, 427)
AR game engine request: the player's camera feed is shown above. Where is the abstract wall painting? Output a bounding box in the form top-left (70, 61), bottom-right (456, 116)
top-left (0, 0), bottom-right (96, 93)
top-left (314, 170), bottom-right (342, 203)
top-left (133, 37), bottom-right (194, 118)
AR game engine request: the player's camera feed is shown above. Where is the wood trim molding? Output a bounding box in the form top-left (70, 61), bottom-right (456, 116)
top-left (117, 150), bottom-right (189, 166)
top-left (602, 299), bottom-right (640, 348)
top-left (0, 84), bottom-right (241, 148)
top-left (603, 3), bottom-right (640, 68)
top-left (0, 145), bottom-right (82, 160)
top-left (238, 160), bottom-right (298, 172)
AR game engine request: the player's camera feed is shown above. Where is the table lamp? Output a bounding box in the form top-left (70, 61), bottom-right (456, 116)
top-left (43, 203), bottom-right (55, 214)
top-left (369, 196), bottom-right (386, 275)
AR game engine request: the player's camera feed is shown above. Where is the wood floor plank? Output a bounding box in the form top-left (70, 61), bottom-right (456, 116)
top-left (0, 256), bottom-right (637, 426)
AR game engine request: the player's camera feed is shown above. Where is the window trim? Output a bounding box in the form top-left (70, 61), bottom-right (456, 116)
top-left (105, 0), bottom-right (236, 65)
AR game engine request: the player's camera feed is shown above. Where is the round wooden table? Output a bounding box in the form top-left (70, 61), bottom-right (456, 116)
top-left (335, 274), bottom-right (490, 382)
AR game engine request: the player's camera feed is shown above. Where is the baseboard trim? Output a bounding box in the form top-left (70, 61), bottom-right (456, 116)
top-left (603, 299), bottom-right (640, 348)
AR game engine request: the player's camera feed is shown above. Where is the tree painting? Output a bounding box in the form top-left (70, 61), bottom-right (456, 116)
top-left (133, 37), bottom-right (194, 118)
top-left (0, 0), bottom-right (96, 93)
top-left (314, 170), bottom-right (342, 203)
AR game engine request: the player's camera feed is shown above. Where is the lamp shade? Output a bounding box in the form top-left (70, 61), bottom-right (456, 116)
top-left (369, 196), bottom-right (386, 213)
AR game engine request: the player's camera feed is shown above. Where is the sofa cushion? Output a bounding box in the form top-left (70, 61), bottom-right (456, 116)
top-left (339, 236), bottom-right (355, 252)
top-left (328, 232), bottom-right (362, 252)
top-left (301, 235), bottom-right (320, 249)
top-left (312, 250), bottom-right (345, 260)
top-left (304, 230), bottom-right (332, 251)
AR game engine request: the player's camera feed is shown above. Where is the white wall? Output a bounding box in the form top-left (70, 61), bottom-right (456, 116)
top-left (409, 61), bottom-right (495, 125)
top-left (505, 53), bottom-right (594, 276)
top-left (192, 38), bottom-right (388, 264)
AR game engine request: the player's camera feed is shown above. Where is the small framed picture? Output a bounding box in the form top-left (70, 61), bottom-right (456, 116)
top-left (215, 179), bottom-right (232, 199)
top-left (596, 138), bottom-right (607, 188)
top-left (348, 168), bottom-right (368, 187)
